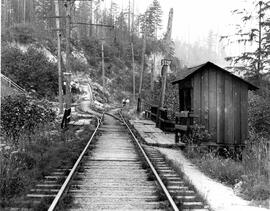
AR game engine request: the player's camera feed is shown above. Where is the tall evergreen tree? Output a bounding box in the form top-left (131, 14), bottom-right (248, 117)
top-left (221, 0), bottom-right (270, 87)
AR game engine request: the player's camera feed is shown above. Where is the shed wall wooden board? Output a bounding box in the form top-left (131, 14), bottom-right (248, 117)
top-left (208, 69), bottom-right (217, 139)
top-left (174, 63), bottom-right (251, 146)
top-left (233, 80), bottom-right (241, 144)
top-left (240, 82), bottom-right (248, 142)
top-left (225, 74), bottom-right (234, 144)
top-left (217, 71), bottom-right (225, 143)
top-left (202, 69), bottom-right (209, 130)
top-left (193, 72), bottom-right (202, 124)
top-left (178, 85), bottom-right (182, 110)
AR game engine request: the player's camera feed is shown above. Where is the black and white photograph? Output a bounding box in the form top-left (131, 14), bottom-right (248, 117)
top-left (1, 0), bottom-right (270, 210)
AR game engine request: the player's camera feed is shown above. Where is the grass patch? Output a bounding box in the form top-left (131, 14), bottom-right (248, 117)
top-left (183, 141), bottom-right (270, 203)
top-left (0, 123), bottom-right (94, 208)
top-left (187, 152), bottom-right (244, 186)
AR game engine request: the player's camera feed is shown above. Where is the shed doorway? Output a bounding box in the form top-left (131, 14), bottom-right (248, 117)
top-left (179, 88), bottom-right (192, 111)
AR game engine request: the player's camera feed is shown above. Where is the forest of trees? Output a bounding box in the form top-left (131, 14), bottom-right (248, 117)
top-left (174, 31), bottom-right (227, 68)
top-left (221, 0), bottom-right (270, 92)
top-left (1, 0), bottom-right (270, 100)
top-left (1, 0), bottom-right (182, 105)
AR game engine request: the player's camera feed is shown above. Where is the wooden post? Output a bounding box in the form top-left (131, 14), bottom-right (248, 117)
top-left (101, 39), bottom-right (105, 90)
top-left (151, 59), bottom-right (154, 92)
top-left (3, 0), bottom-right (7, 30)
top-left (137, 32), bottom-right (146, 112)
top-left (23, 0), bottom-right (26, 24)
top-left (131, 0), bottom-right (135, 103)
top-left (65, 0), bottom-right (72, 109)
top-left (89, 0), bottom-right (93, 37)
top-left (55, 0), bottom-right (63, 114)
top-left (158, 8), bottom-right (173, 112)
top-left (128, 0), bottom-right (131, 34)
top-left (266, 141), bottom-right (270, 208)
top-left (131, 42), bottom-right (136, 103)
top-left (157, 60), bottom-right (170, 128)
top-left (160, 64), bottom-right (168, 108)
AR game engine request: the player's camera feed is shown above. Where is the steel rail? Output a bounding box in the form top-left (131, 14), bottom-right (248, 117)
top-left (48, 113), bottom-right (104, 211)
top-left (119, 111), bottom-right (179, 211)
top-left (1, 73), bottom-right (26, 93)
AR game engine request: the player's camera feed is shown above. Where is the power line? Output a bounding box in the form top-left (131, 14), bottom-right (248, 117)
top-left (71, 22), bottom-right (114, 28)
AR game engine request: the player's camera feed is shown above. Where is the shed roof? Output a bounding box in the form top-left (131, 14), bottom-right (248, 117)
top-left (172, 61), bottom-right (258, 90)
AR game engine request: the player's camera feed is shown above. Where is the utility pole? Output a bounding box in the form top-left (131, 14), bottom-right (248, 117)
top-left (89, 0), bottom-right (93, 37)
top-left (64, 0), bottom-right (72, 110)
top-left (101, 39), bottom-right (105, 90)
top-left (150, 61), bottom-right (154, 92)
top-left (55, 0), bottom-right (63, 114)
top-left (137, 31), bottom-right (146, 112)
top-left (23, 0), bottom-right (26, 24)
top-left (128, 0), bottom-right (131, 34)
top-left (156, 8), bottom-right (173, 128)
top-left (131, 42), bottom-right (135, 102)
top-left (159, 59), bottom-right (171, 108)
top-left (159, 8), bottom-right (173, 108)
top-left (131, 0), bottom-right (135, 103)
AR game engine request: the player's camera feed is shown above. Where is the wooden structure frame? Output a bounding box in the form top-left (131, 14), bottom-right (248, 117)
top-left (172, 62), bottom-right (258, 145)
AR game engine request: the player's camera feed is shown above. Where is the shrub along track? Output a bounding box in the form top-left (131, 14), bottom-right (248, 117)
top-left (8, 109), bottom-right (209, 211)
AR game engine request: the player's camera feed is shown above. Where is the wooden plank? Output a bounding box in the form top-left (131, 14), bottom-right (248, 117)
top-left (189, 113), bottom-right (199, 118)
top-left (201, 69), bottom-right (209, 130)
top-left (208, 69), bottom-right (217, 140)
top-left (216, 71), bottom-right (225, 143)
top-left (179, 87), bottom-right (184, 111)
top-left (193, 72), bottom-right (201, 124)
top-left (233, 80), bottom-right (241, 144)
top-left (175, 125), bottom-right (188, 131)
top-left (224, 74), bottom-right (234, 144)
top-left (240, 82), bottom-right (248, 143)
top-left (175, 111), bottom-right (189, 118)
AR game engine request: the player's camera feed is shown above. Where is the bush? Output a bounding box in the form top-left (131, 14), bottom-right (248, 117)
top-left (248, 91), bottom-right (270, 135)
top-left (187, 150), bottom-right (244, 186)
top-left (1, 46), bottom-right (58, 99)
top-left (0, 124), bottom-right (93, 207)
top-left (240, 175), bottom-right (270, 200)
top-left (240, 129), bottom-right (270, 201)
top-left (0, 95), bottom-right (56, 142)
top-left (4, 24), bottom-right (36, 44)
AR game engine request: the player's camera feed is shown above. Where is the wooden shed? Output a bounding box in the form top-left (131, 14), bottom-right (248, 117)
top-left (172, 61), bottom-right (258, 145)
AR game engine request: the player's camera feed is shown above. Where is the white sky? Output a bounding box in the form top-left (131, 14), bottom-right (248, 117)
top-left (101, 0), bottom-right (261, 57)
top-left (110, 0), bottom-right (247, 41)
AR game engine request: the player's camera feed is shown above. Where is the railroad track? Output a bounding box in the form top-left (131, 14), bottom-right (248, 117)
top-left (9, 109), bottom-right (209, 211)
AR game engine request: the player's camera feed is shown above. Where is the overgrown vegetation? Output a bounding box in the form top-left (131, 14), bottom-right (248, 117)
top-left (1, 46), bottom-right (58, 99)
top-left (1, 95), bottom-right (55, 141)
top-left (183, 91), bottom-right (270, 204)
top-left (0, 94), bottom-right (94, 208)
top-left (0, 124), bottom-right (92, 208)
